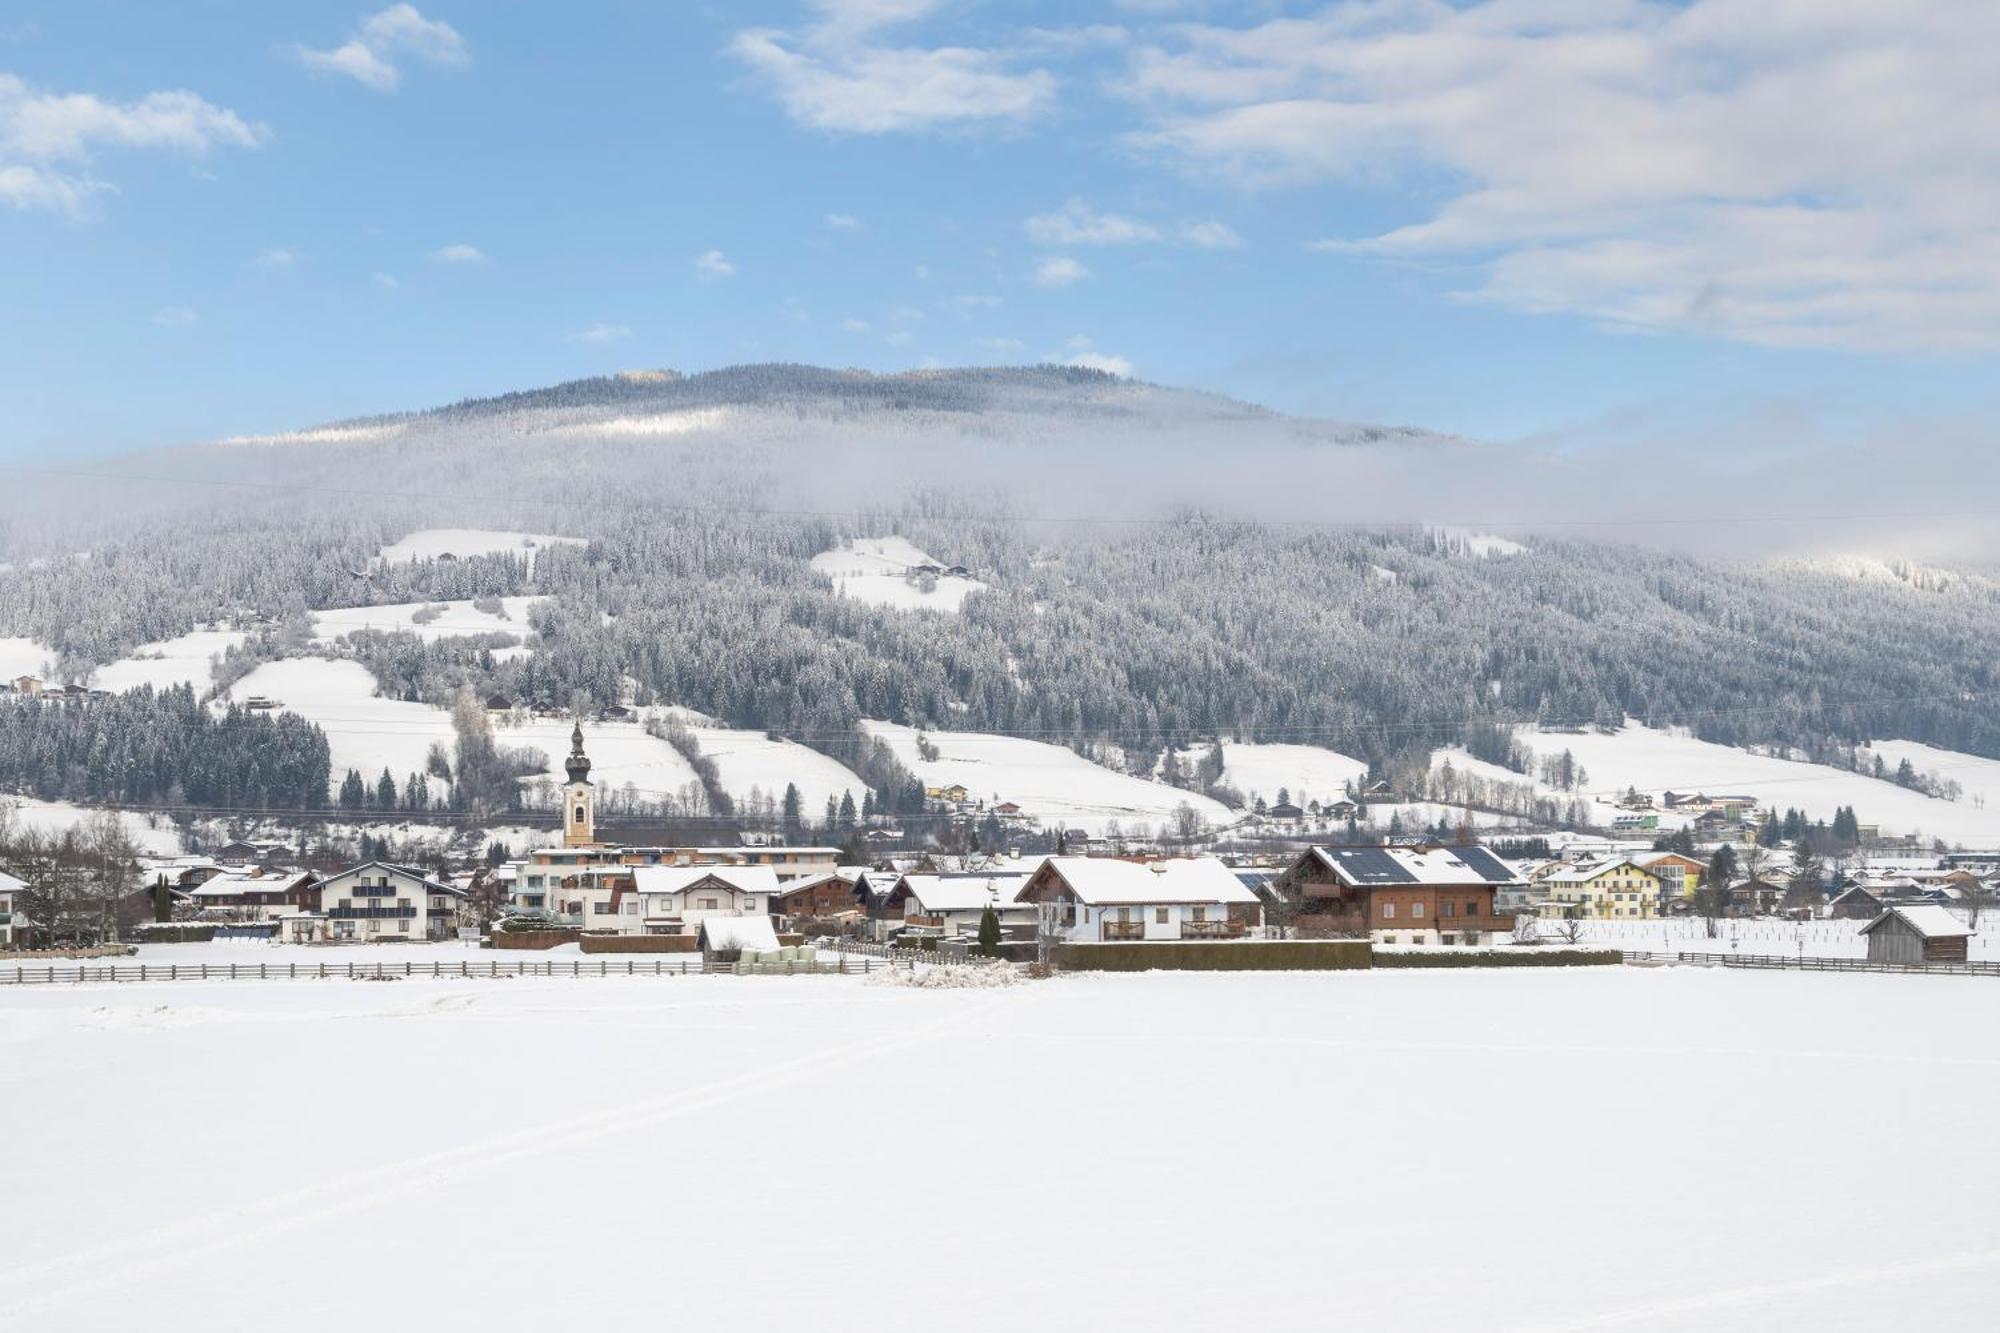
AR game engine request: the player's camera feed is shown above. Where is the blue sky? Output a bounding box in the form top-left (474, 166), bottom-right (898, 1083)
top-left (2, 0), bottom-right (1995, 457)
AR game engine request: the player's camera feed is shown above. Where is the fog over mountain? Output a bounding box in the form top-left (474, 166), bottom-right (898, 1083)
top-left (3, 363), bottom-right (1999, 791)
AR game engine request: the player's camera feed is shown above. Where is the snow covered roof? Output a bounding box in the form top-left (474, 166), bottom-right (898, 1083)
top-left (1542, 857), bottom-right (1650, 886)
top-left (1860, 905), bottom-right (1972, 939)
top-left (1027, 857), bottom-right (1260, 906)
top-left (633, 864), bottom-right (781, 896)
top-left (314, 861), bottom-right (465, 898)
top-left (895, 874), bottom-right (1031, 913)
top-left (190, 870), bottom-right (313, 898)
top-left (0, 869), bottom-right (26, 893)
top-left (1310, 844), bottom-right (1524, 887)
top-left (698, 914), bottom-right (782, 953)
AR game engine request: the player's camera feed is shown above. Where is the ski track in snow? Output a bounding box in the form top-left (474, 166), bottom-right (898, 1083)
top-left (0, 985), bottom-right (1031, 1320)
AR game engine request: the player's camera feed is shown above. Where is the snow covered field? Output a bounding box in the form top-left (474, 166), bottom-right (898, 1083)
top-left (0, 796), bottom-right (183, 854)
top-left (1569, 915), bottom-right (2000, 962)
top-left (3, 968), bottom-right (1997, 1331)
top-left (0, 635), bottom-right (54, 680)
top-left (309, 595), bottom-right (545, 645)
top-left (90, 627), bottom-right (247, 694)
top-left (1215, 741), bottom-right (1367, 807)
top-left (223, 659), bottom-right (701, 798)
top-left (681, 721), bottom-right (865, 811)
top-left (375, 527), bottom-right (584, 571)
top-left (811, 536), bottom-right (987, 613)
top-left (1519, 723), bottom-right (2000, 843)
top-left (864, 720), bottom-right (1231, 834)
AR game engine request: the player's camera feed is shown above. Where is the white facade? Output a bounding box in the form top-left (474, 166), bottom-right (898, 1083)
top-left (631, 865), bottom-right (779, 936)
top-left (0, 869), bottom-right (24, 949)
top-left (1021, 857), bottom-right (1262, 943)
top-left (889, 873), bottom-right (1035, 939)
top-left (316, 863), bottom-right (468, 942)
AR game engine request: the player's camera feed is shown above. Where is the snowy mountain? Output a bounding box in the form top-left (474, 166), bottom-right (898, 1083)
top-left (2, 363), bottom-right (1999, 842)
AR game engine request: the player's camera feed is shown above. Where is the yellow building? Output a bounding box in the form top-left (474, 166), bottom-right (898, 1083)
top-left (1537, 858), bottom-right (1662, 919)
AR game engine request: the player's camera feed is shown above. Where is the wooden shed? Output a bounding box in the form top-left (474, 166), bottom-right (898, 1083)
top-left (1858, 905), bottom-right (1972, 965)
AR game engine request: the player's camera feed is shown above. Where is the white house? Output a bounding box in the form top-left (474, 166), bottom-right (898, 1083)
top-left (0, 869), bottom-right (26, 949)
top-left (187, 869), bottom-right (317, 922)
top-left (630, 864), bottom-right (779, 936)
top-left (1017, 857), bottom-right (1262, 943)
top-left (884, 873), bottom-right (1034, 941)
top-left (315, 862), bottom-right (469, 942)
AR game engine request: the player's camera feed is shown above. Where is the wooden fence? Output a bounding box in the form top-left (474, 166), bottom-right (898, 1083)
top-left (0, 957), bottom-right (880, 986)
top-left (1622, 950), bottom-right (2000, 978)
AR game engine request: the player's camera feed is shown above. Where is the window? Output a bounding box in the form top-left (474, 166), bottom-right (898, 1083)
top-left (1381, 902), bottom-right (1396, 919)
top-left (1155, 907), bottom-right (1169, 924)
top-left (1191, 906), bottom-right (1207, 922)
top-left (574, 805), bottom-right (585, 825)
top-left (699, 897), bottom-right (717, 910)
top-left (397, 919), bottom-right (409, 933)
top-left (624, 901), bottom-right (638, 915)
top-left (1441, 934), bottom-right (1456, 946)
top-left (1443, 901), bottom-right (1456, 917)
top-left (1412, 901), bottom-right (1425, 918)
top-left (594, 902), bottom-right (613, 915)
top-left (1382, 934), bottom-right (1398, 945)
top-left (1466, 901), bottom-right (1478, 917)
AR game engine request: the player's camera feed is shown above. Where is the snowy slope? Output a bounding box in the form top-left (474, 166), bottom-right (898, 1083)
top-left (0, 636), bottom-right (56, 681)
top-left (810, 537), bottom-right (987, 614)
top-left (92, 628), bottom-right (247, 695)
top-left (1863, 739), bottom-right (2000, 811)
top-left (863, 721), bottom-right (1231, 834)
top-left (1215, 742), bottom-right (1367, 806)
top-left (1521, 724), bottom-right (2000, 844)
top-left (375, 529), bottom-right (584, 572)
top-left (0, 796), bottom-right (183, 854)
top-left (4, 970), bottom-right (1998, 1333)
top-left (680, 723), bottom-right (866, 812)
top-left (310, 597), bottom-right (544, 645)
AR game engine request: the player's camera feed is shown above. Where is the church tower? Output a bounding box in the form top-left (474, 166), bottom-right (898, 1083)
top-left (563, 721), bottom-right (596, 848)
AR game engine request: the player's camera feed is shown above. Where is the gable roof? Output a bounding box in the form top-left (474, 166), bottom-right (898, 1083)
top-left (1308, 844), bottom-right (1524, 887)
top-left (633, 864), bottom-right (781, 897)
top-left (697, 914), bottom-right (782, 954)
top-left (314, 861), bottom-right (466, 898)
top-left (1542, 857), bottom-right (1654, 886)
top-left (1859, 904), bottom-right (1973, 940)
top-left (1026, 857), bottom-right (1260, 906)
top-left (894, 873), bottom-right (1031, 913)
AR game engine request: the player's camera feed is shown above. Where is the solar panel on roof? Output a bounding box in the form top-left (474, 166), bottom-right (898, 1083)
top-left (1329, 847), bottom-right (1418, 884)
top-left (1450, 846), bottom-right (1516, 882)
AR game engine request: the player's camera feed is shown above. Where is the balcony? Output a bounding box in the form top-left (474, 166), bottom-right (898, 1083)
top-left (326, 904), bottom-right (418, 920)
top-left (1102, 921), bottom-right (1146, 941)
top-left (1180, 919), bottom-right (1246, 939)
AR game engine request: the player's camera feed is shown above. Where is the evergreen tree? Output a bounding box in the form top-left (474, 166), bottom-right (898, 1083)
top-left (976, 903), bottom-right (1001, 958)
top-left (339, 769), bottom-right (366, 811)
top-left (375, 768), bottom-right (398, 811)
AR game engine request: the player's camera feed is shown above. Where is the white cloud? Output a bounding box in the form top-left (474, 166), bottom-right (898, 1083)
top-left (885, 329), bottom-right (914, 346)
top-left (975, 335), bottom-right (1025, 352)
top-left (151, 306), bottom-right (198, 328)
top-left (728, 3), bottom-right (1055, 134)
top-left (1023, 199), bottom-right (1244, 250)
top-left (0, 73), bottom-right (265, 217)
top-left (823, 211), bottom-right (862, 230)
top-left (371, 271), bottom-right (399, 289)
top-left (1024, 199), bottom-right (1160, 245)
top-left (252, 247), bottom-right (298, 269)
top-left (1055, 333), bottom-right (1132, 376)
top-left (296, 4), bottom-right (468, 92)
top-left (432, 243), bottom-right (487, 263)
top-left (569, 322), bottom-right (632, 343)
top-left (1178, 219), bottom-right (1241, 249)
top-left (696, 249), bottom-right (737, 278)
top-left (840, 317), bottom-right (872, 332)
top-left (1125, 0), bottom-right (2000, 352)
top-left (1033, 255), bottom-right (1089, 288)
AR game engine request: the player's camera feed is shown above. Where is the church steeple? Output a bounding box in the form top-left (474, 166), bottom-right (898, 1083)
top-left (563, 722), bottom-right (596, 847)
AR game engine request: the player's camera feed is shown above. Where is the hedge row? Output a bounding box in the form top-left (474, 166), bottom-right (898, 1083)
top-left (1372, 949), bottom-right (1624, 968)
top-left (1056, 940), bottom-right (1371, 972)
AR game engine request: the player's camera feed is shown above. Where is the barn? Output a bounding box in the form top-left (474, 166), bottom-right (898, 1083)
top-left (1858, 905), bottom-right (1972, 965)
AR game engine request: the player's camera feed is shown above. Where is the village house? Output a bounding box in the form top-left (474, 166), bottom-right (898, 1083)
top-left (1827, 883), bottom-right (1886, 920)
top-left (188, 868), bottom-right (319, 922)
top-left (885, 873), bottom-right (1035, 942)
top-left (1272, 844), bottom-right (1521, 946)
top-left (769, 869), bottom-right (866, 925)
top-left (1018, 856), bottom-right (1262, 943)
top-left (630, 864), bottom-right (777, 936)
top-left (0, 869), bottom-right (24, 949)
top-left (1859, 905), bottom-right (1973, 965)
top-left (314, 862), bottom-right (470, 942)
top-left (1633, 851), bottom-right (1705, 910)
top-left (1537, 858), bottom-right (1662, 920)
